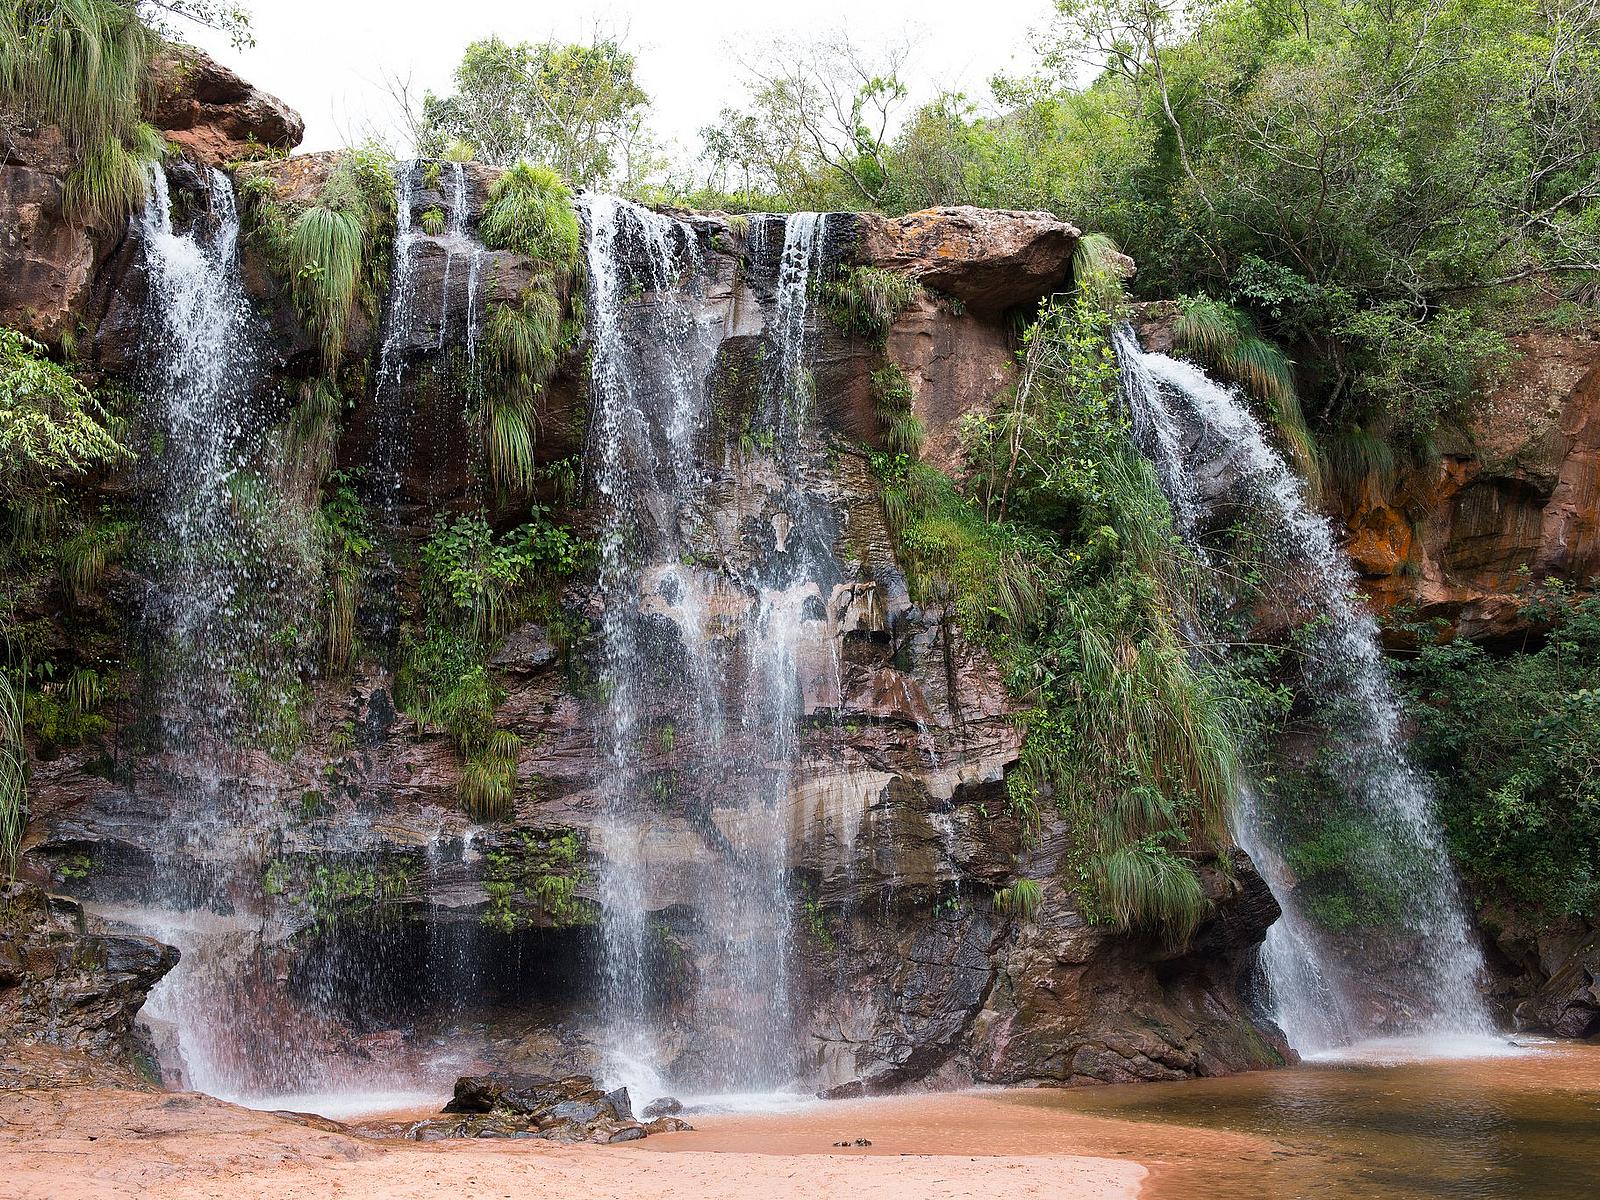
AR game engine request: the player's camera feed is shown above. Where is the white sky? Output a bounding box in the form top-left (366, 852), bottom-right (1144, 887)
top-left (183, 0), bottom-right (1056, 161)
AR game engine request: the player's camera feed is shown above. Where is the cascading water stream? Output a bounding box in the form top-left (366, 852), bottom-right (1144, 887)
top-left (1114, 325), bottom-right (1494, 1054)
top-left (122, 164), bottom-right (276, 1098)
top-left (583, 200), bottom-right (845, 1099)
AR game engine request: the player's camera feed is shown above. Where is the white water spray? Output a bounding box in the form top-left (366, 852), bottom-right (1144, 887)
top-left (1115, 326), bottom-right (1494, 1053)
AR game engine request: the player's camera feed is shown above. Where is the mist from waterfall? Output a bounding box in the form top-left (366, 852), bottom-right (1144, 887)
top-left (1114, 325), bottom-right (1493, 1053)
top-left (583, 200), bottom-right (843, 1099)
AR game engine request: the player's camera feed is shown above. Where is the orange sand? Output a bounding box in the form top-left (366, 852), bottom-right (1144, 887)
top-left (0, 1088), bottom-right (1147, 1200)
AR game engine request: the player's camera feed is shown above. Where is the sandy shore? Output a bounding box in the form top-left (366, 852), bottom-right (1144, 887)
top-left (0, 1087), bottom-right (1150, 1200)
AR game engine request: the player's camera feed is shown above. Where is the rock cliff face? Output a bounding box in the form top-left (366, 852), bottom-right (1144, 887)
top-left (1345, 325), bottom-right (1600, 639)
top-left (1, 105), bottom-right (1292, 1098)
top-left (0, 883), bottom-right (177, 1088)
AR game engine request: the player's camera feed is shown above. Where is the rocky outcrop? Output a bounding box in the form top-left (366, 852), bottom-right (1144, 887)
top-left (1348, 325), bottom-right (1600, 638)
top-left (0, 883), bottom-right (177, 1088)
top-left (853, 207), bottom-right (1079, 314)
top-left (0, 127), bottom-right (104, 342)
top-left (972, 850), bottom-right (1292, 1085)
top-left (149, 46), bottom-right (304, 167)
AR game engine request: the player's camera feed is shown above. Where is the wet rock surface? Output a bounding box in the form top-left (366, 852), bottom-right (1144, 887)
top-left (0, 883), bottom-right (177, 1088)
top-left (409, 1073), bottom-right (681, 1142)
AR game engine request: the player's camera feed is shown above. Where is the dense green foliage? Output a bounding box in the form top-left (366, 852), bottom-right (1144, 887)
top-left (881, 298), bottom-right (1237, 946)
top-left (1399, 588), bottom-right (1600, 919)
top-left (0, 327), bottom-right (131, 877)
top-left (0, 0), bottom-right (166, 226)
top-left (0, 329), bottom-right (127, 493)
top-left (240, 145), bottom-right (397, 371)
top-left (397, 508), bottom-right (582, 821)
top-left (419, 35), bottom-right (653, 187)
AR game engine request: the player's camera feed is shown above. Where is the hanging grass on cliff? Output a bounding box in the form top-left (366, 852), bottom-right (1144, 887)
top-left (877, 297), bottom-right (1237, 947)
top-left (238, 145), bottom-right (397, 372)
top-left (0, 0), bottom-right (167, 227)
top-left (478, 162), bottom-right (585, 496)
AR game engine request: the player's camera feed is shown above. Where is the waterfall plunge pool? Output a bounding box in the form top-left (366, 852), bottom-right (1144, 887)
top-left (628, 1041), bottom-right (1600, 1200)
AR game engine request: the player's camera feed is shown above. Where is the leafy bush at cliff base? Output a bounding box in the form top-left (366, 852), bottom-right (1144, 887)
top-left (879, 297), bottom-right (1238, 948)
top-left (1396, 586), bottom-right (1600, 920)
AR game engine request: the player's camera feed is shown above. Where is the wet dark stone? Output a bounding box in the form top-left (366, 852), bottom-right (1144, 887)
top-left (641, 1096), bottom-right (683, 1118)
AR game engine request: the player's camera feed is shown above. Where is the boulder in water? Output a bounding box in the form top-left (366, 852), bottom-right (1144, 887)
top-left (641, 1096), bottom-right (683, 1118)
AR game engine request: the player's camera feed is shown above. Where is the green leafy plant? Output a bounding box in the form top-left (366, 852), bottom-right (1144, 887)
top-left (0, 329), bottom-right (129, 495)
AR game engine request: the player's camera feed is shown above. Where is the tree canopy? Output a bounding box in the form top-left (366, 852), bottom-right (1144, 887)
top-left (418, 35), bottom-right (653, 188)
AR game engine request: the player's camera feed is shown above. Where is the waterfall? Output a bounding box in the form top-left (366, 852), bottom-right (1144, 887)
top-left (138, 166), bottom-right (256, 751)
top-left (126, 165), bottom-right (278, 1098)
top-left (583, 200), bottom-right (842, 1098)
top-left (1114, 325), bottom-right (1494, 1053)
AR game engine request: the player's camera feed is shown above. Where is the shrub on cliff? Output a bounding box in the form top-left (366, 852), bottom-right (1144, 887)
top-left (478, 161), bottom-right (584, 497)
top-left (878, 297), bottom-right (1235, 948)
top-left (1398, 585), bottom-right (1600, 920)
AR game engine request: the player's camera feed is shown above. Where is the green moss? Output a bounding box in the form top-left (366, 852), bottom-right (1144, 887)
top-left (481, 830), bottom-right (592, 931)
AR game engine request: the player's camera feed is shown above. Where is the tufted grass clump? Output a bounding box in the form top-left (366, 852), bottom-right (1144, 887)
top-left (1071, 232), bottom-right (1129, 312)
top-left (477, 162), bottom-right (583, 495)
top-left (823, 265), bottom-right (919, 345)
top-left (993, 877), bottom-right (1043, 920)
top-left (0, 673), bottom-right (23, 881)
top-left (870, 364), bottom-right (926, 459)
top-left (462, 729), bottom-right (522, 821)
top-left (61, 122), bottom-right (166, 225)
top-left (480, 162), bottom-right (581, 269)
top-left (1099, 840), bottom-right (1209, 948)
top-left (288, 206), bottom-right (364, 367)
top-left (1, 0), bottom-right (163, 227)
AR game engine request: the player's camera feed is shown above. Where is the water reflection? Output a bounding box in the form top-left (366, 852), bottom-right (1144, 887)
top-left (1045, 1043), bottom-right (1600, 1199)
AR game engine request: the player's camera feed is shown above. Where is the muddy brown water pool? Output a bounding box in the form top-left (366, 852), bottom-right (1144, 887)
top-left (639, 1041), bottom-right (1600, 1199)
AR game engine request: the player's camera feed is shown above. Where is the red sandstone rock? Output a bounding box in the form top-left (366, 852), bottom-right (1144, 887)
top-left (853, 207), bottom-right (1081, 314)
